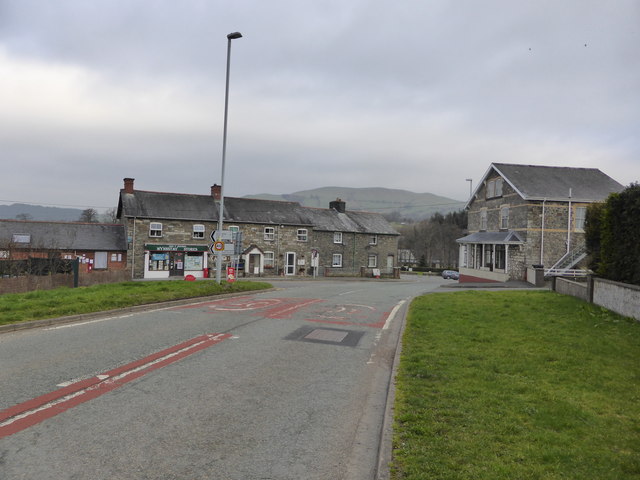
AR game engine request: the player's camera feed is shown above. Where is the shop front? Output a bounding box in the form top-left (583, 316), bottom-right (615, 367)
top-left (144, 244), bottom-right (209, 279)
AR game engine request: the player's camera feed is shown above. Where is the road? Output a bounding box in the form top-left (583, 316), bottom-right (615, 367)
top-left (0, 275), bottom-right (448, 480)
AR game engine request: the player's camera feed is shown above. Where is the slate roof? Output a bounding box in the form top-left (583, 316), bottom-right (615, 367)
top-left (489, 163), bottom-right (624, 202)
top-left (0, 220), bottom-right (127, 251)
top-left (456, 230), bottom-right (525, 244)
top-left (118, 190), bottom-right (399, 235)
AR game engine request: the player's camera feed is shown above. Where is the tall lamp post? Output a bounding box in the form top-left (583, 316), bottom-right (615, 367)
top-left (216, 31), bottom-right (242, 284)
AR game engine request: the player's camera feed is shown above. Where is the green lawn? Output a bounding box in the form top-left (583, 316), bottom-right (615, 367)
top-left (0, 280), bottom-right (271, 326)
top-left (392, 290), bottom-right (640, 480)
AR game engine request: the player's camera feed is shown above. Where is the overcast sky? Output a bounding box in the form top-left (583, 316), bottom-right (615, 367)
top-left (1, 0), bottom-right (638, 212)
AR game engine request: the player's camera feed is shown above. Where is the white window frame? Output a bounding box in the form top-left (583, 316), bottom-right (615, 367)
top-left (228, 225), bottom-right (240, 233)
top-left (193, 224), bottom-right (205, 239)
top-left (264, 227), bottom-right (275, 241)
top-left (480, 209), bottom-right (488, 231)
top-left (368, 254), bottom-right (377, 268)
top-left (264, 251), bottom-right (275, 268)
top-left (332, 253), bottom-right (343, 267)
top-left (333, 232), bottom-right (343, 244)
top-left (297, 229), bottom-right (308, 242)
top-left (369, 235), bottom-right (378, 245)
top-left (500, 206), bottom-right (509, 230)
top-left (575, 207), bottom-right (587, 232)
top-left (149, 222), bottom-right (163, 237)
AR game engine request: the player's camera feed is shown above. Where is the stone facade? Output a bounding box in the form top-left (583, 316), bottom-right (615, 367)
top-left (458, 163), bottom-right (623, 282)
top-left (118, 180), bottom-right (400, 279)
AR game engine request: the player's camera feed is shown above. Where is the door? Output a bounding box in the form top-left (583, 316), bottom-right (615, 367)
top-left (169, 252), bottom-right (185, 276)
top-left (386, 254), bottom-right (394, 272)
top-left (285, 252), bottom-right (296, 275)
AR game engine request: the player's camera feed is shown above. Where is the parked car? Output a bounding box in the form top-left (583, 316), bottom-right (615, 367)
top-left (442, 270), bottom-right (459, 280)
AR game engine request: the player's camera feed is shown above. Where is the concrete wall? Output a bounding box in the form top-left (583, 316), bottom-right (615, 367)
top-left (555, 277), bottom-right (590, 302)
top-left (553, 276), bottom-right (640, 321)
top-left (592, 278), bottom-right (640, 321)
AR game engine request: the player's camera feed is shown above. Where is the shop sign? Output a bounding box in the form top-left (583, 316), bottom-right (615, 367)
top-left (146, 244), bottom-right (208, 252)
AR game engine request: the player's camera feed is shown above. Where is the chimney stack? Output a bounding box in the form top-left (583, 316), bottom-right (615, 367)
top-left (211, 184), bottom-right (222, 200)
top-left (329, 198), bottom-right (346, 213)
top-left (123, 178), bottom-right (135, 194)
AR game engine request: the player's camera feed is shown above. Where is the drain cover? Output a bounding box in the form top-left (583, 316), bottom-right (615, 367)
top-left (304, 329), bottom-right (349, 343)
top-left (285, 325), bottom-right (364, 347)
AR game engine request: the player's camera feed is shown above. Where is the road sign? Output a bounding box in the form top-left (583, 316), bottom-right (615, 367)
top-left (213, 241), bottom-right (225, 252)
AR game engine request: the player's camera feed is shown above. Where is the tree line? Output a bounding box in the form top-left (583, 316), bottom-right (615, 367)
top-left (397, 210), bottom-right (467, 269)
top-left (585, 183), bottom-right (640, 286)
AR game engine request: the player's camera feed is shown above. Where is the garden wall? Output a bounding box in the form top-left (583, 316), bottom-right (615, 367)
top-left (554, 276), bottom-right (640, 321)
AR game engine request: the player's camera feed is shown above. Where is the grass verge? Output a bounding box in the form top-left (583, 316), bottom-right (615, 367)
top-left (0, 280), bottom-right (271, 326)
top-left (392, 290), bottom-right (640, 480)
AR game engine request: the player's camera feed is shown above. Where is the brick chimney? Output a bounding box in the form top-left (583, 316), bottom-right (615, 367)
top-left (211, 184), bottom-right (222, 200)
top-left (123, 178), bottom-right (135, 194)
top-left (329, 198), bottom-right (346, 213)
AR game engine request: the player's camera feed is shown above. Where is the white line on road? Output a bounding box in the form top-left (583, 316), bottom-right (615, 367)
top-left (383, 300), bottom-right (406, 330)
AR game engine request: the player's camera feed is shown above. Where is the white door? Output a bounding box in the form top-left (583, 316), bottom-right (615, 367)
top-left (386, 254), bottom-right (394, 271)
top-left (285, 252), bottom-right (296, 275)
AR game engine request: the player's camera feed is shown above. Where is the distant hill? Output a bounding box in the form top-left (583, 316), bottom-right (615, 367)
top-left (244, 187), bottom-right (465, 221)
top-left (0, 203), bottom-right (85, 222)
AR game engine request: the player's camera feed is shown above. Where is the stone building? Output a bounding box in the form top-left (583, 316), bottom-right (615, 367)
top-left (116, 179), bottom-right (399, 279)
top-left (456, 163), bottom-right (624, 283)
top-left (0, 219), bottom-right (127, 271)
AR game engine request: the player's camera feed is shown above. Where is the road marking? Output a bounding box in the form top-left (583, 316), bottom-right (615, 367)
top-left (383, 300), bottom-right (406, 330)
top-left (0, 333), bottom-right (231, 438)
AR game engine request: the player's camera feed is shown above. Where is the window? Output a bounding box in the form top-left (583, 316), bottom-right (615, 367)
top-left (94, 251), bottom-right (108, 269)
top-left (486, 178), bottom-right (503, 199)
top-left (368, 254), bottom-right (377, 268)
top-left (297, 229), bottom-right (308, 242)
top-left (332, 253), bottom-right (343, 267)
top-left (228, 225), bottom-right (240, 233)
top-left (369, 235), bottom-right (378, 245)
top-left (333, 232), bottom-right (343, 244)
top-left (575, 207), bottom-right (587, 231)
top-left (500, 206), bottom-right (509, 229)
top-left (193, 224), bottom-right (205, 239)
top-left (264, 251), bottom-right (275, 268)
top-left (12, 234), bottom-right (30, 243)
top-left (0, 250), bottom-right (9, 259)
top-left (111, 253), bottom-right (123, 262)
top-left (149, 222), bottom-right (163, 237)
top-left (480, 209), bottom-right (488, 231)
top-left (264, 227), bottom-right (275, 241)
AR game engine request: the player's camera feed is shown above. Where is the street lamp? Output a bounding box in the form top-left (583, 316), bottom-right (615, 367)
top-left (216, 31), bottom-right (242, 283)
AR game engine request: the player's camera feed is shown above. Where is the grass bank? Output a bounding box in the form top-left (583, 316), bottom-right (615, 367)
top-left (392, 290), bottom-right (640, 480)
top-left (0, 280), bottom-right (271, 326)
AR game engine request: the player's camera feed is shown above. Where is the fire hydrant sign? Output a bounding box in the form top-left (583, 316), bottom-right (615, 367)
top-left (227, 267), bottom-right (236, 283)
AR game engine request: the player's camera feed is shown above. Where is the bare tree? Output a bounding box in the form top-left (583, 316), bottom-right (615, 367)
top-left (100, 207), bottom-right (118, 223)
top-left (79, 208), bottom-right (99, 223)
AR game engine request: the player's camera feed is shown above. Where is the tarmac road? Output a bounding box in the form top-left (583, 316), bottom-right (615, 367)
top-left (0, 275), bottom-right (447, 480)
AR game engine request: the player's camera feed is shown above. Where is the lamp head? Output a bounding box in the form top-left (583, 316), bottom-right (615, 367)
top-left (227, 32), bottom-right (243, 40)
